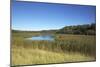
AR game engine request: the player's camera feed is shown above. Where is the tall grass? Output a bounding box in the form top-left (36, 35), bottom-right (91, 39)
top-left (12, 48), bottom-right (94, 66)
top-left (55, 34), bottom-right (96, 57)
top-left (12, 32), bottom-right (96, 66)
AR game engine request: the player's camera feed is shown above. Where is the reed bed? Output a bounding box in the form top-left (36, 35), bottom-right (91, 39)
top-left (12, 32), bottom-right (96, 66)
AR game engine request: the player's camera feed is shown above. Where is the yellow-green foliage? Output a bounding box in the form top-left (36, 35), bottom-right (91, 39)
top-left (55, 34), bottom-right (96, 57)
top-left (12, 48), bottom-right (95, 66)
top-left (12, 32), bottom-right (96, 66)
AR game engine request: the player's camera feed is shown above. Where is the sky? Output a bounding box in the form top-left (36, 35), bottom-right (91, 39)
top-left (12, 0), bottom-right (96, 31)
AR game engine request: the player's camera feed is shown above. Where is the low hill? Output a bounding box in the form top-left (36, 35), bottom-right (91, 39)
top-left (56, 23), bottom-right (96, 35)
top-left (12, 23), bottom-right (96, 35)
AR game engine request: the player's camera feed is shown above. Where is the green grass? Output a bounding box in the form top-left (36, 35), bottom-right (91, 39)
top-left (11, 32), bottom-right (96, 66)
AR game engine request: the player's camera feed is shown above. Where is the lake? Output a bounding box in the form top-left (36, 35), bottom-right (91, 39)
top-left (27, 35), bottom-right (54, 41)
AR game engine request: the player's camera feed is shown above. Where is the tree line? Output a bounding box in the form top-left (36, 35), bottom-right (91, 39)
top-left (12, 23), bottom-right (96, 35)
top-left (56, 23), bottom-right (96, 35)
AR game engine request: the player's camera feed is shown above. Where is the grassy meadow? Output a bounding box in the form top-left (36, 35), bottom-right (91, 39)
top-left (11, 31), bottom-right (96, 66)
top-left (11, 1), bottom-right (96, 66)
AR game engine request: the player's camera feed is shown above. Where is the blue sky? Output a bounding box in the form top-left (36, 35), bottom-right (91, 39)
top-left (12, 1), bottom-right (96, 31)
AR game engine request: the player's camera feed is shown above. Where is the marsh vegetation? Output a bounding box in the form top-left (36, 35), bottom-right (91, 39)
top-left (12, 23), bottom-right (96, 66)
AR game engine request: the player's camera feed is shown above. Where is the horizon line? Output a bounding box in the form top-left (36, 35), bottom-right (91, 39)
top-left (12, 23), bottom-right (95, 31)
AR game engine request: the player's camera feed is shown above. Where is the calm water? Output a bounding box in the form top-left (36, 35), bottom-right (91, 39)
top-left (27, 35), bottom-right (54, 41)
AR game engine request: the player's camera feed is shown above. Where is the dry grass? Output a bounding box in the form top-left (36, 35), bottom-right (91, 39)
top-left (11, 32), bottom-right (96, 66)
top-left (12, 48), bottom-right (95, 66)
